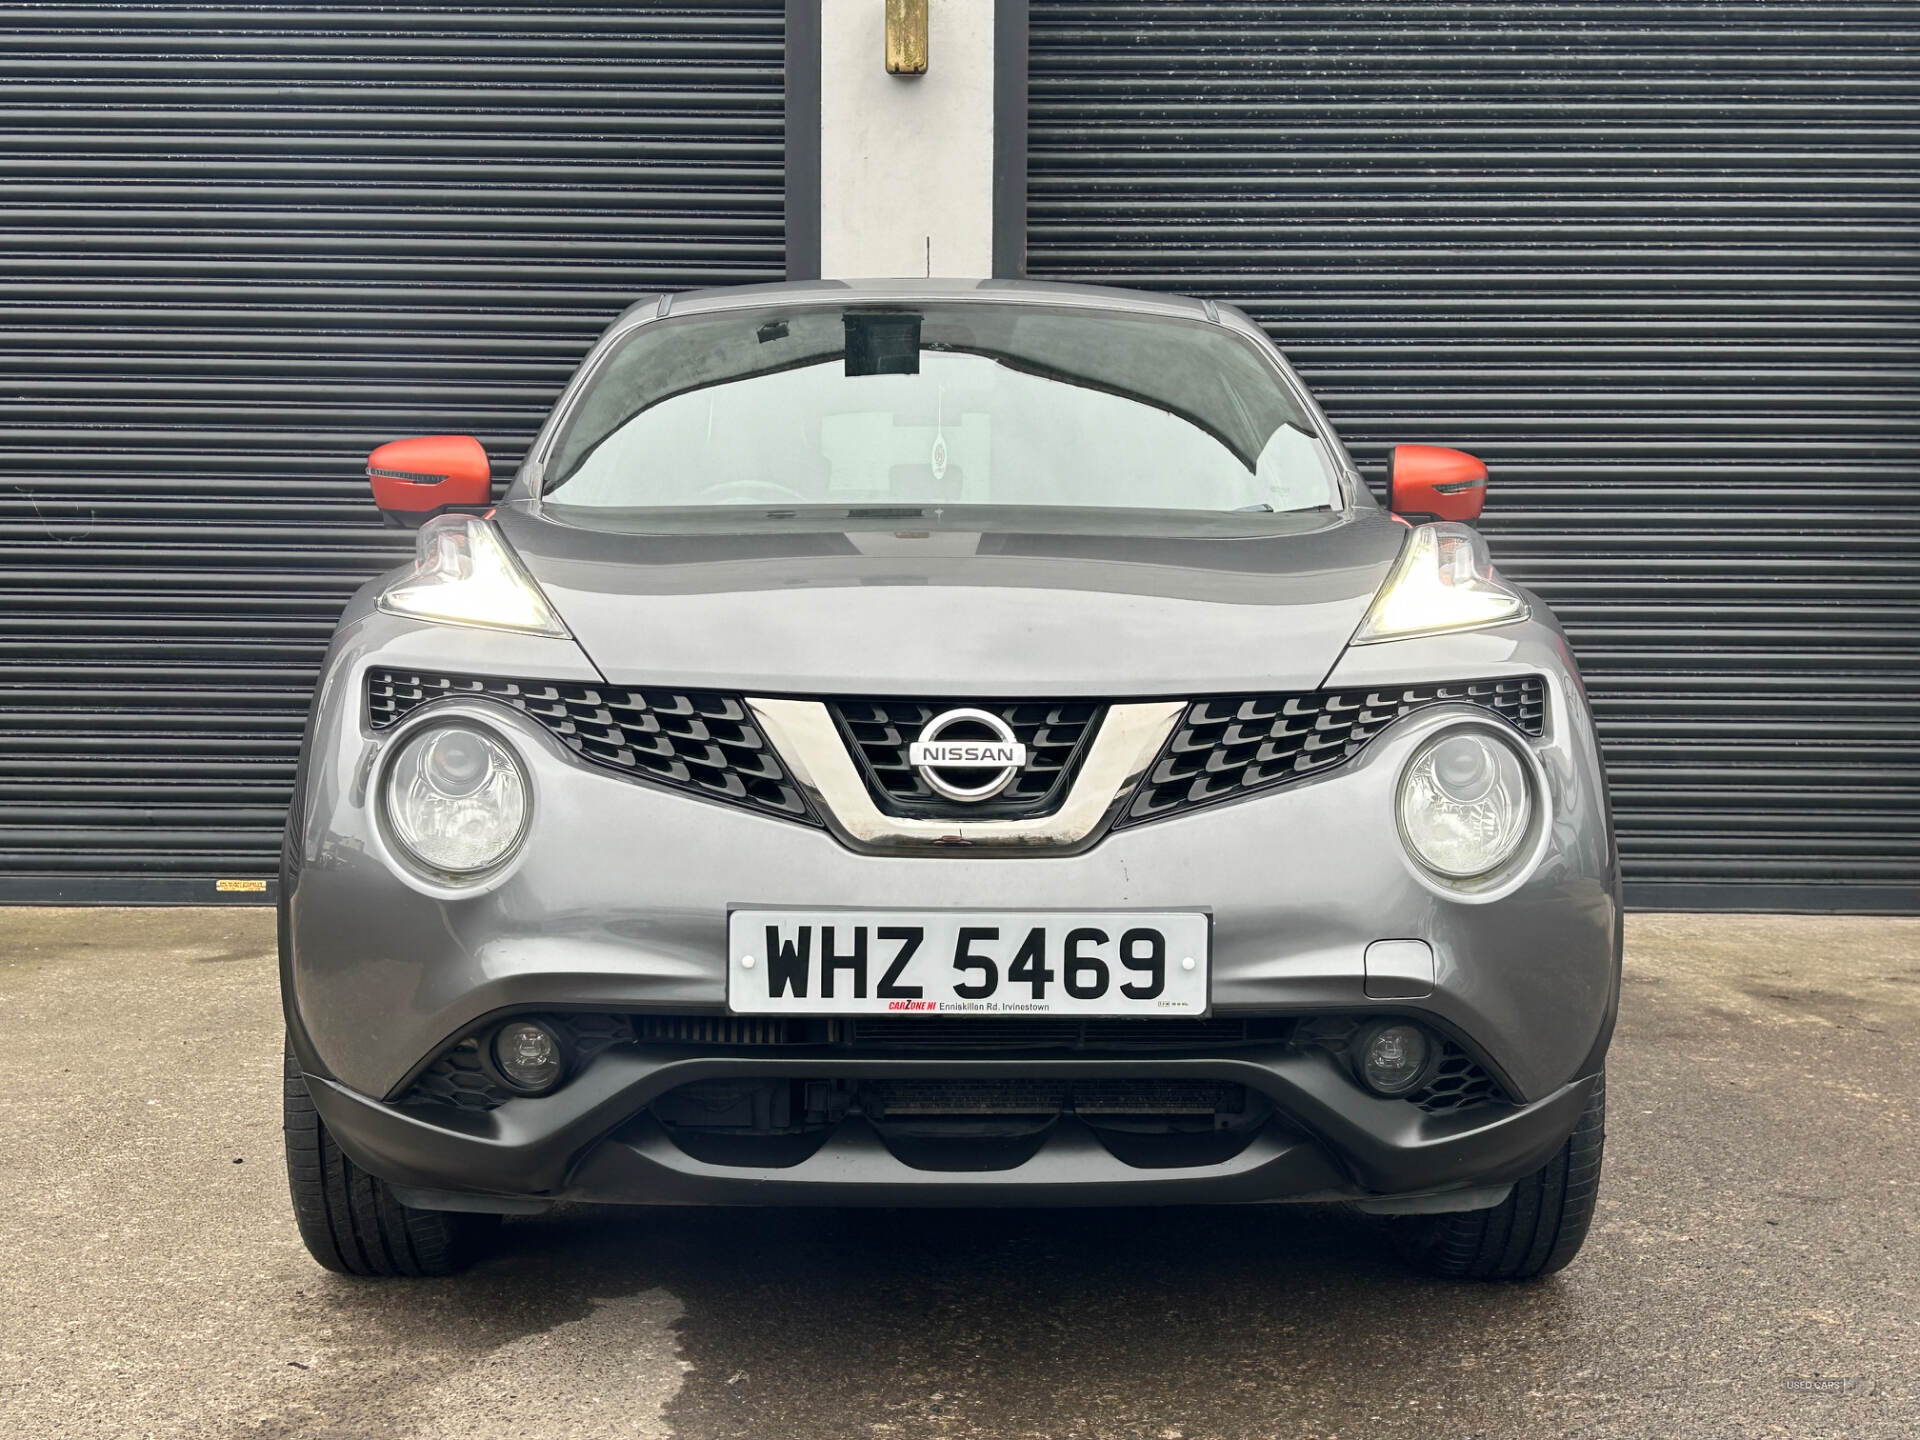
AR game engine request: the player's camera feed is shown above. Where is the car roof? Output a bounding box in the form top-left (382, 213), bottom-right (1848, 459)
top-left (625, 276), bottom-right (1220, 325)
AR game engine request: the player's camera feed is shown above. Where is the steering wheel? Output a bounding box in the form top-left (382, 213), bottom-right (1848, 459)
top-left (692, 478), bottom-right (810, 504)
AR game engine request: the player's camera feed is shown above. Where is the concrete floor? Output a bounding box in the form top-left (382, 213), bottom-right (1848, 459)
top-left (0, 909), bottom-right (1915, 1440)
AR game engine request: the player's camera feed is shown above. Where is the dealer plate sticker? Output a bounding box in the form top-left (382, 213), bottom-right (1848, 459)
top-left (726, 909), bottom-right (1210, 1016)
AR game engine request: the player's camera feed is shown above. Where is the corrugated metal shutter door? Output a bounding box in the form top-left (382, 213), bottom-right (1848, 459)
top-left (1027, 2), bottom-right (1920, 911)
top-left (0, 3), bottom-right (785, 902)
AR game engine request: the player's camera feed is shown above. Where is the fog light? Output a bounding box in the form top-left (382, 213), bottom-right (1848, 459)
top-left (493, 1020), bottom-right (564, 1094)
top-left (1353, 1021), bottom-right (1436, 1097)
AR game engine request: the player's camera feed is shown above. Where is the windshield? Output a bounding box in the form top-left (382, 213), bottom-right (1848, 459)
top-left (542, 302), bottom-right (1340, 517)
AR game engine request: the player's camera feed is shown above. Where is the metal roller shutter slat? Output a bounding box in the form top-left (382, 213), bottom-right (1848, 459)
top-left (1027, 0), bottom-right (1920, 909)
top-left (0, 2), bottom-right (785, 900)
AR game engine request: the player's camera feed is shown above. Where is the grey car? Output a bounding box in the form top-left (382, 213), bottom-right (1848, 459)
top-left (281, 278), bottom-right (1616, 1280)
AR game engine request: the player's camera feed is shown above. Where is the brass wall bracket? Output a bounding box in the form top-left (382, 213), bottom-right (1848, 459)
top-left (885, 0), bottom-right (929, 75)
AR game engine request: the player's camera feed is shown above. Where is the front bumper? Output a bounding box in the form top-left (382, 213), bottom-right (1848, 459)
top-left (284, 607), bottom-right (1619, 1208)
top-left (304, 1044), bottom-right (1601, 1210)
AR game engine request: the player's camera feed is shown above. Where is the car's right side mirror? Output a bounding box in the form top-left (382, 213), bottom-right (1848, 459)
top-left (1389, 444), bottom-right (1487, 523)
top-left (367, 434), bottom-right (492, 526)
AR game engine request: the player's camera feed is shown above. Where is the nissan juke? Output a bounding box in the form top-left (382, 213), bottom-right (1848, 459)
top-left (280, 279), bottom-right (1616, 1280)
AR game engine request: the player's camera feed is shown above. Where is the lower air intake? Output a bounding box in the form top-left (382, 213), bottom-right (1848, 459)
top-left (861, 1077), bottom-right (1244, 1118)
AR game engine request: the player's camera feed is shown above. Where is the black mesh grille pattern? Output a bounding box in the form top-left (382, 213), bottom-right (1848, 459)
top-left (1413, 1044), bottom-right (1504, 1116)
top-left (366, 669), bottom-right (817, 825)
top-left (404, 1038), bottom-right (501, 1112)
top-left (826, 698), bottom-right (1103, 818)
top-left (1121, 675), bottom-right (1546, 826)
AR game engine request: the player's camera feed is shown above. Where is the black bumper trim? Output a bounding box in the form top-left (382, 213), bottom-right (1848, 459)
top-left (306, 1048), bottom-right (1599, 1208)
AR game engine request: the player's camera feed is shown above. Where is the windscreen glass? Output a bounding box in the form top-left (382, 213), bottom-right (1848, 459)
top-left (543, 302), bottom-right (1338, 517)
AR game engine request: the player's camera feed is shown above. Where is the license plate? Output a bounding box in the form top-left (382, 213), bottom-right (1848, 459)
top-left (726, 910), bottom-right (1210, 1016)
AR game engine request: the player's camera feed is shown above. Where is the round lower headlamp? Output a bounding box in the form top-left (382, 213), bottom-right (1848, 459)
top-left (384, 723), bottom-right (528, 876)
top-left (1353, 1020), bottom-right (1437, 1097)
top-left (492, 1020), bottom-right (565, 1094)
top-left (1396, 726), bottom-right (1533, 880)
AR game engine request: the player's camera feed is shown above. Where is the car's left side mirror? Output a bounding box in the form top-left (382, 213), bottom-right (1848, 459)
top-left (1389, 444), bottom-right (1487, 523)
top-left (367, 434), bottom-right (492, 526)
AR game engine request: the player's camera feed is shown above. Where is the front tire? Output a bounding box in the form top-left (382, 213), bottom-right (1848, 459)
top-left (282, 1039), bottom-right (496, 1276)
top-left (1388, 1072), bottom-right (1605, 1281)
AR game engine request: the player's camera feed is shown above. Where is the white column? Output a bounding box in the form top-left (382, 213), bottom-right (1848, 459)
top-left (818, 0), bottom-right (996, 278)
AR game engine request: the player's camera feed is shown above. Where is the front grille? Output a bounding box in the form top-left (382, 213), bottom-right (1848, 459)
top-left (634, 1014), bottom-right (797, 1047)
top-left (826, 698), bottom-right (1103, 818)
top-left (365, 669), bottom-right (818, 825)
top-left (1121, 675), bottom-right (1547, 825)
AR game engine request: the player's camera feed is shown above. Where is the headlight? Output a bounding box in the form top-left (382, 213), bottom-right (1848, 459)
top-left (1396, 727), bottom-right (1532, 879)
top-left (384, 724), bottom-right (528, 875)
top-left (378, 513), bottom-right (569, 637)
top-left (1353, 522), bottom-right (1527, 644)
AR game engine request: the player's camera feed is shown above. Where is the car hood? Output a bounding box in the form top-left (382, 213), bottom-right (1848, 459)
top-left (494, 503), bottom-right (1407, 697)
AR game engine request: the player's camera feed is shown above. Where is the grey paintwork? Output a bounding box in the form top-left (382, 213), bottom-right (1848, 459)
top-left (495, 504), bottom-right (1403, 696)
top-left (283, 276), bottom-right (1620, 1207)
top-left (291, 605), bottom-right (1612, 1101)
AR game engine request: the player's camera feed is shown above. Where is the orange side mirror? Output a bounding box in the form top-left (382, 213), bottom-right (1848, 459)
top-left (1389, 444), bottom-right (1487, 523)
top-left (367, 435), bottom-right (491, 525)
